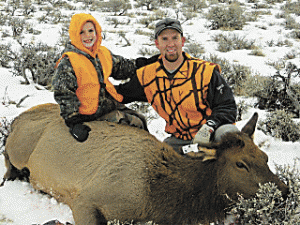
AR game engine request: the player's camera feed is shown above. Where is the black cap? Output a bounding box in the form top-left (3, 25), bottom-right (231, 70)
top-left (155, 18), bottom-right (183, 39)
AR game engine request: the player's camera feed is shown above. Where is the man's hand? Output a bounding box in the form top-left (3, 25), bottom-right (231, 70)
top-left (69, 124), bottom-right (91, 142)
top-left (193, 123), bottom-right (215, 147)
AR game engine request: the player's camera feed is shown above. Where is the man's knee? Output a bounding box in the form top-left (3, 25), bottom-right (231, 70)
top-left (163, 136), bottom-right (191, 154)
top-left (213, 124), bottom-right (239, 142)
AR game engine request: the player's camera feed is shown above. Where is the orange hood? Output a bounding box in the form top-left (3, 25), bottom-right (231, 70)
top-left (69, 13), bottom-right (102, 58)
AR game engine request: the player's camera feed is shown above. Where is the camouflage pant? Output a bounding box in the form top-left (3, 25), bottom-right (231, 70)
top-left (99, 109), bottom-right (147, 131)
top-left (163, 136), bottom-right (192, 154)
top-left (164, 124), bottom-right (239, 154)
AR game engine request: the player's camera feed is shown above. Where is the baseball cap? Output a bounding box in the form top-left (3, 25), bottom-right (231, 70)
top-left (155, 18), bottom-right (183, 39)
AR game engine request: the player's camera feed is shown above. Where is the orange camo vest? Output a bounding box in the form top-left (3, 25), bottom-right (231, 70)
top-left (56, 46), bottom-right (123, 115)
top-left (137, 53), bottom-right (221, 140)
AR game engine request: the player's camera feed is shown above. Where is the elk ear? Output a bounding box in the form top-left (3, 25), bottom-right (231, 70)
top-left (186, 147), bottom-right (217, 162)
top-left (241, 112), bottom-right (258, 139)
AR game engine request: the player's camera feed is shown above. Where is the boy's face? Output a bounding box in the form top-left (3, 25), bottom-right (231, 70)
top-left (80, 22), bottom-right (97, 50)
top-left (155, 29), bottom-right (185, 63)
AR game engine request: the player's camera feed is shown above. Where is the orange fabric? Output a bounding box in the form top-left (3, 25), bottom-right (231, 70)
top-left (56, 47), bottom-right (123, 115)
top-left (55, 13), bottom-right (123, 115)
top-left (137, 53), bottom-right (221, 140)
top-left (61, 52), bottom-right (100, 115)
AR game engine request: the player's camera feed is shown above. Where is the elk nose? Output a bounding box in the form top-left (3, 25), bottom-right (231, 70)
top-left (282, 185), bottom-right (289, 199)
top-left (279, 181), bottom-right (289, 199)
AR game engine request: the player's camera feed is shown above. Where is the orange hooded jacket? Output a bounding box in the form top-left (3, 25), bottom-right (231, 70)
top-left (56, 13), bottom-right (123, 115)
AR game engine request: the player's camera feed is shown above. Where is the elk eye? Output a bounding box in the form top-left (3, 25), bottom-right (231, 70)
top-left (236, 162), bottom-right (249, 171)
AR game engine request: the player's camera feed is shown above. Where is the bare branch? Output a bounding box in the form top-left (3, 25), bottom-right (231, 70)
top-left (16, 95), bottom-right (30, 108)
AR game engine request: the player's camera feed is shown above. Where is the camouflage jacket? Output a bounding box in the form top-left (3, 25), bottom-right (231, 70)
top-left (52, 43), bottom-right (137, 126)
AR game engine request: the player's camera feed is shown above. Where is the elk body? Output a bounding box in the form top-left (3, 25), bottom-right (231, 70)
top-left (3, 103), bottom-right (288, 225)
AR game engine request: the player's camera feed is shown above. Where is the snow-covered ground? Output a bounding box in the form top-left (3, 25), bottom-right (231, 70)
top-left (0, 0), bottom-right (300, 224)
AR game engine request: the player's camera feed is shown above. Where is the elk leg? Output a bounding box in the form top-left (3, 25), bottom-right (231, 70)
top-left (2, 151), bottom-right (30, 185)
top-left (71, 199), bottom-right (107, 225)
top-left (0, 178), bottom-right (5, 187)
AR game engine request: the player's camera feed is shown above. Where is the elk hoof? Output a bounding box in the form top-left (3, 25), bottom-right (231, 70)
top-left (0, 178), bottom-right (6, 187)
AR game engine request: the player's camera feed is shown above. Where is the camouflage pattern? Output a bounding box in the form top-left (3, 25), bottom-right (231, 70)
top-left (52, 43), bottom-right (137, 121)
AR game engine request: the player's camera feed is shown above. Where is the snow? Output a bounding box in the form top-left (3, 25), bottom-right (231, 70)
top-left (0, 1), bottom-right (300, 224)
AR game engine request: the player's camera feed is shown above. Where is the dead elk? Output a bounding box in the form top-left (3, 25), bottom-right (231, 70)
top-left (2, 103), bottom-right (288, 224)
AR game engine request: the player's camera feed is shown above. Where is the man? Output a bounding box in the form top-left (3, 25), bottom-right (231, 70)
top-left (116, 18), bottom-right (237, 153)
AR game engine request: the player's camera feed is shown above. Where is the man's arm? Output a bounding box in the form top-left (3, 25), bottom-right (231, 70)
top-left (110, 54), bottom-right (137, 80)
top-left (114, 55), bottom-right (160, 103)
top-left (110, 53), bottom-right (160, 80)
top-left (206, 69), bottom-right (237, 128)
top-left (115, 74), bottom-right (148, 104)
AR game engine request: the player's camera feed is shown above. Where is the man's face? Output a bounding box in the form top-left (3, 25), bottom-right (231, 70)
top-left (80, 22), bottom-right (97, 50)
top-left (155, 29), bottom-right (185, 63)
